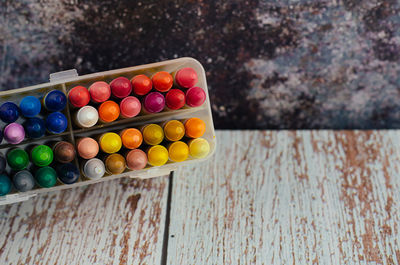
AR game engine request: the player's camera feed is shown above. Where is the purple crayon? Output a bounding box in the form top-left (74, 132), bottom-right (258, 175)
top-left (143, 92), bottom-right (165, 113)
top-left (4, 123), bottom-right (25, 144)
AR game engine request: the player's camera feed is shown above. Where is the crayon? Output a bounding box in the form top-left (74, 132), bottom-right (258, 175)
top-left (45, 112), bottom-right (68, 134)
top-left (168, 141), bottom-right (189, 162)
top-left (43, 90), bottom-right (67, 112)
top-left (19, 96), bottom-right (41, 117)
top-left (184, 118), bottom-right (206, 138)
top-left (7, 148), bottom-right (29, 171)
top-left (165, 89), bottom-right (185, 110)
top-left (82, 158), bottom-right (105, 180)
top-left (89, 81), bottom-right (111, 103)
top-left (76, 137), bottom-right (99, 159)
top-left (173, 67), bottom-right (198, 89)
top-left (152, 71), bottom-right (173, 92)
top-left (143, 92), bottom-right (165, 113)
top-left (110, 77), bottom-right (132, 98)
top-left (13, 170), bottom-right (35, 192)
top-left (163, 120), bottom-right (185, 141)
top-left (4, 123), bottom-right (25, 144)
top-left (126, 149), bottom-right (147, 170)
top-left (0, 153), bottom-right (6, 174)
top-left (186, 87), bottom-right (206, 107)
top-left (99, 132), bottom-right (122, 154)
top-left (0, 174), bottom-right (11, 196)
top-left (142, 124), bottom-right (164, 145)
top-left (35, 166), bottom-right (57, 188)
top-left (105, 153), bottom-right (126, 174)
top-left (74, 106), bottom-right (99, 128)
top-left (24, 118), bottom-right (46, 139)
top-left (53, 141), bottom-right (76, 163)
top-left (131, 75), bottom-right (152, 96)
top-left (120, 96), bottom-right (141, 118)
top-left (147, 145), bottom-right (169, 167)
top-left (68, 86), bottom-right (90, 108)
top-left (188, 138), bottom-right (210, 158)
top-left (0, 102), bottom-right (19, 123)
top-left (120, 128), bottom-right (142, 149)
top-left (98, 101), bottom-right (120, 123)
top-left (31, 145), bottom-right (54, 167)
top-left (56, 163), bottom-right (79, 184)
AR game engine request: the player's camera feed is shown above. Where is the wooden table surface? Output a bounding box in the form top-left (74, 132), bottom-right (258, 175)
top-left (0, 131), bottom-right (399, 265)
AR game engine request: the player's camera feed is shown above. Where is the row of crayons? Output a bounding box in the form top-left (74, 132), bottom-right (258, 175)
top-left (0, 118), bottom-right (210, 195)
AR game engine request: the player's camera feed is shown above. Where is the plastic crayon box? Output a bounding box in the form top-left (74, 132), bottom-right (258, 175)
top-left (0, 58), bottom-right (216, 205)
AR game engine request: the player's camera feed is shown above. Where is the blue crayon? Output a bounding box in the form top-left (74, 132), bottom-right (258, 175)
top-left (56, 163), bottom-right (79, 184)
top-left (45, 112), bottom-right (68, 134)
top-left (24, 118), bottom-right (46, 138)
top-left (20, 96), bottom-right (41, 117)
top-left (0, 102), bottom-right (19, 123)
top-left (43, 90), bottom-right (67, 112)
top-left (0, 174), bottom-right (12, 196)
top-left (13, 170), bottom-right (35, 192)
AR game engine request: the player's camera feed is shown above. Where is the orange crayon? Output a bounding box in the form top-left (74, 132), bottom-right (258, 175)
top-left (98, 100), bottom-right (120, 123)
top-left (152, 71), bottom-right (173, 92)
top-left (120, 128), bottom-right (143, 149)
top-left (184, 118), bottom-right (206, 138)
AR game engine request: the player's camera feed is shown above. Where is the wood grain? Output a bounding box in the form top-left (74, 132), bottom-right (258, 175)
top-left (0, 175), bottom-right (169, 265)
top-left (167, 131), bottom-right (400, 265)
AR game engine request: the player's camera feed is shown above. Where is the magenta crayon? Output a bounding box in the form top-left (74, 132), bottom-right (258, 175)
top-left (89, 81), bottom-right (111, 103)
top-left (173, 67), bottom-right (198, 88)
top-left (0, 102), bottom-right (19, 123)
top-left (110, 77), bottom-right (132, 98)
top-left (4, 123), bottom-right (25, 144)
top-left (120, 96), bottom-right (141, 118)
top-left (143, 92), bottom-right (165, 113)
top-left (186, 87), bottom-right (206, 107)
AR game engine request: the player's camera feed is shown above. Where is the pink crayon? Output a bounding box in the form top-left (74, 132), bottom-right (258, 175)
top-left (4, 123), bottom-right (25, 144)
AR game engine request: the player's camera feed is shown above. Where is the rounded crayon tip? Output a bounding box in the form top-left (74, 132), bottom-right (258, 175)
top-left (175, 67), bottom-right (198, 88)
top-left (189, 138), bottom-right (210, 159)
top-left (76, 137), bottom-right (99, 159)
top-left (120, 128), bottom-right (143, 149)
top-left (75, 106), bottom-right (99, 128)
top-left (126, 149), bottom-right (147, 170)
top-left (83, 158), bottom-right (105, 180)
top-left (4, 123), bottom-right (25, 144)
top-left (46, 112), bottom-right (68, 134)
top-left (110, 77), bottom-right (132, 98)
top-left (168, 141), bottom-right (189, 162)
top-left (142, 124), bottom-right (164, 145)
top-left (147, 145), bottom-right (169, 167)
top-left (105, 153), bottom-right (126, 174)
top-left (152, 71), bottom-right (173, 92)
top-left (89, 81), bottom-right (111, 103)
top-left (186, 87), bottom-right (206, 107)
top-left (120, 96), bottom-right (141, 118)
top-left (44, 90), bottom-right (67, 112)
top-left (0, 174), bottom-right (12, 196)
top-left (31, 145), bottom-right (54, 167)
top-left (20, 96), bottom-right (41, 117)
top-left (35, 166), bottom-right (57, 188)
top-left (163, 120), bottom-right (185, 141)
top-left (13, 170), bottom-right (35, 192)
top-left (99, 133), bottom-right (122, 154)
top-left (53, 141), bottom-right (76, 163)
top-left (0, 102), bottom-right (19, 123)
top-left (56, 163), bottom-right (79, 184)
top-left (99, 101), bottom-right (120, 123)
top-left (24, 118), bottom-right (46, 139)
top-left (7, 148), bottom-right (29, 170)
top-left (131, 75), bottom-right (152, 96)
top-left (184, 118), bottom-right (206, 138)
top-left (144, 92), bottom-right (165, 113)
top-left (68, 86), bottom-right (90, 108)
top-left (165, 89), bottom-right (185, 110)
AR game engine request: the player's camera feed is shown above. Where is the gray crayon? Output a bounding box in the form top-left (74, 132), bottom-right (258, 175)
top-left (13, 170), bottom-right (35, 192)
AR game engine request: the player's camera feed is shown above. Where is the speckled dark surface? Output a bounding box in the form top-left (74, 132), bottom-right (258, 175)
top-left (1, 0), bottom-right (400, 129)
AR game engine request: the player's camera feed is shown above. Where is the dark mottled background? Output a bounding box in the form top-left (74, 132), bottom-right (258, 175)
top-left (1, 0), bottom-right (400, 129)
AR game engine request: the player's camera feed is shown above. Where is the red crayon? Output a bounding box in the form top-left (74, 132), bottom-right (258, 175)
top-left (89, 81), bottom-right (111, 103)
top-left (165, 89), bottom-right (185, 110)
top-left (131, 75), bottom-right (152, 96)
top-left (174, 67), bottom-right (198, 88)
top-left (68, 86), bottom-right (90, 108)
top-left (110, 77), bottom-right (132, 98)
